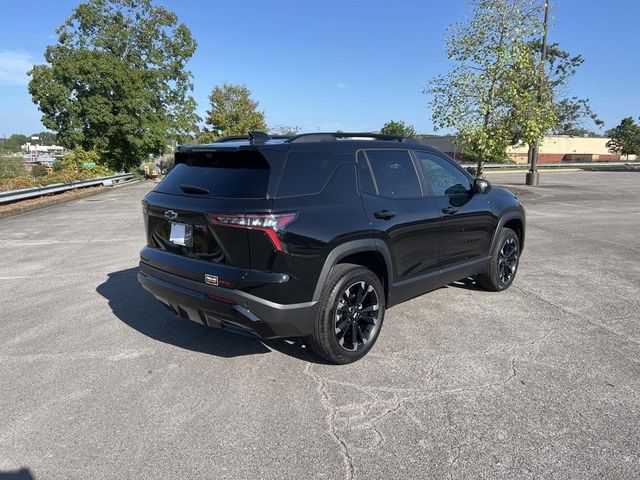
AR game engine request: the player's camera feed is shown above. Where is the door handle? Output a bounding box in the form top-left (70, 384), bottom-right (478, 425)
top-left (374, 210), bottom-right (396, 220)
top-left (442, 206), bottom-right (458, 215)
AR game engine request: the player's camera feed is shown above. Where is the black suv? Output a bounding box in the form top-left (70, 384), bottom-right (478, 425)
top-left (139, 132), bottom-right (525, 363)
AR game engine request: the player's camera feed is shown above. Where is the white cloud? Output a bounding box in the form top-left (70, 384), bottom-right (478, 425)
top-left (0, 51), bottom-right (35, 86)
top-left (336, 83), bottom-right (347, 89)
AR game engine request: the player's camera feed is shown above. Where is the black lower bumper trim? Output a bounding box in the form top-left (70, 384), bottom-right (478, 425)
top-left (138, 263), bottom-right (318, 339)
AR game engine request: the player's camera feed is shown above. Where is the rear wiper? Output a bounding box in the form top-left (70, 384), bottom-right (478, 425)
top-left (180, 184), bottom-right (210, 194)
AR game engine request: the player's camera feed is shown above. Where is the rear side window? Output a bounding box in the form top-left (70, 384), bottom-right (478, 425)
top-left (414, 151), bottom-right (471, 196)
top-left (363, 150), bottom-right (422, 198)
top-left (276, 152), bottom-right (337, 197)
top-left (156, 150), bottom-right (270, 199)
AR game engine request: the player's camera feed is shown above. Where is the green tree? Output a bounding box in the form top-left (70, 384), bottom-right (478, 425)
top-left (199, 83), bottom-right (267, 142)
top-left (28, 0), bottom-right (199, 171)
top-left (553, 98), bottom-right (603, 136)
top-left (509, 42), bottom-right (603, 150)
top-left (2, 134), bottom-right (28, 153)
top-left (380, 120), bottom-right (417, 138)
top-left (269, 124), bottom-right (301, 136)
top-left (60, 148), bottom-right (103, 171)
top-left (541, 44), bottom-right (603, 136)
top-left (29, 131), bottom-right (59, 145)
top-left (500, 41), bottom-right (558, 162)
top-left (606, 117), bottom-right (640, 160)
top-left (425, 0), bottom-right (544, 175)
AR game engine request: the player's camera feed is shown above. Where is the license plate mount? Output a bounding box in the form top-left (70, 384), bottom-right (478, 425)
top-left (169, 222), bottom-right (193, 247)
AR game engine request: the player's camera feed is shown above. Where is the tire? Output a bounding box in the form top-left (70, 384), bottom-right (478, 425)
top-left (478, 227), bottom-right (520, 292)
top-left (305, 263), bottom-right (385, 364)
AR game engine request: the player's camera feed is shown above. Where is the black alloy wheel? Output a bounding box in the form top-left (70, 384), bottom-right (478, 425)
top-left (334, 281), bottom-right (381, 352)
top-left (478, 227), bottom-right (520, 291)
top-left (305, 263), bottom-right (386, 364)
top-left (498, 237), bottom-right (519, 284)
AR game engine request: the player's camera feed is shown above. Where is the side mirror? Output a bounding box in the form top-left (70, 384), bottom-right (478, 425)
top-left (474, 178), bottom-right (492, 194)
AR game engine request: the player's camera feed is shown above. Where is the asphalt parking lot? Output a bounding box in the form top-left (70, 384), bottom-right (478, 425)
top-left (1, 171), bottom-right (639, 479)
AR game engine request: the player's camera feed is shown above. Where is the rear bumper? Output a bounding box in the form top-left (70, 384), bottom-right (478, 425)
top-left (138, 261), bottom-right (318, 339)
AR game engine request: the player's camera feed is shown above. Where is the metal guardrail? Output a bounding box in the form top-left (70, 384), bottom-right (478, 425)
top-left (0, 173), bottom-right (134, 205)
top-left (460, 161), bottom-right (640, 169)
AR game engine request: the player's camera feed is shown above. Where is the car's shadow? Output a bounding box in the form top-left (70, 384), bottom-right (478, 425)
top-left (447, 276), bottom-right (485, 291)
top-left (96, 268), bottom-right (324, 363)
top-left (0, 469), bottom-right (35, 480)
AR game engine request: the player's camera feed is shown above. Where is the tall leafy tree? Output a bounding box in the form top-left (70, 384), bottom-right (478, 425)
top-left (606, 117), bottom-right (640, 160)
top-left (553, 98), bottom-right (603, 136)
top-left (199, 83), bottom-right (267, 142)
top-left (509, 42), bottom-right (603, 150)
top-left (28, 0), bottom-right (199, 171)
top-left (1, 134), bottom-right (28, 153)
top-left (543, 44), bottom-right (603, 136)
top-left (425, 0), bottom-right (544, 175)
top-left (380, 120), bottom-right (417, 138)
top-left (29, 131), bottom-right (59, 145)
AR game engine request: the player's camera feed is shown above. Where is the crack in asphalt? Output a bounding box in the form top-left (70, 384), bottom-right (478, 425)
top-left (304, 360), bottom-right (355, 480)
top-left (478, 326), bottom-right (561, 357)
top-left (515, 285), bottom-right (640, 349)
top-left (300, 346), bottom-right (520, 480)
top-left (528, 224), bottom-right (640, 252)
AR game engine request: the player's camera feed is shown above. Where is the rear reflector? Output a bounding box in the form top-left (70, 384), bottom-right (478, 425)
top-left (208, 212), bottom-right (298, 251)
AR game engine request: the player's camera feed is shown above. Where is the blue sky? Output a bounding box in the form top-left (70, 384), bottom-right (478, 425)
top-left (0, 0), bottom-right (639, 136)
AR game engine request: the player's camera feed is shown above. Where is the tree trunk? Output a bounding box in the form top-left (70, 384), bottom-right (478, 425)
top-left (476, 153), bottom-right (484, 178)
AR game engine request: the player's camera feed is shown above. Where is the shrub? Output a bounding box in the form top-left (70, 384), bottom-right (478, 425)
top-left (0, 175), bottom-right (37, 191)
top-left (60, 148), bottom-right (111, 175)
top-left (52, 159), bottom-right (64, 172)
top-left (83, 164), bottom-right (112, 177)
top-left (139, 161), bottom-right (158, 178)
top-left (0, 157), bottom-right (27, 179)
top-left (31, 164), bottom-right (50, 177)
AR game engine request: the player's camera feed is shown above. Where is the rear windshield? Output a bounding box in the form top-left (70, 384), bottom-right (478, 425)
top-left (156, 150), bottom-right (270, 199)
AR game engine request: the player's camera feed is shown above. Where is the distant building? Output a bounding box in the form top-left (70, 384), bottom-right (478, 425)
top-left (22, 142), bottom-right (65, 166)
top-left (416, 135), bottom-right (636, 163)
top-left (507, 136), bottom-right (632, 163)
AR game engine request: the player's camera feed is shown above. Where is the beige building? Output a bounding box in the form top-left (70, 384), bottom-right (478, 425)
top-left (417, 135), bottom-right (635, 163)
top-left (506, 136), bottom-right (633, 164)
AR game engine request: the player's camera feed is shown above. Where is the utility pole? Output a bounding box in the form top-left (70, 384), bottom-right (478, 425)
top-left (526, 0), bottom-right (550, 186)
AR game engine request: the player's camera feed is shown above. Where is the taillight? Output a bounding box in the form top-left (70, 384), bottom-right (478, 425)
top-left (208, 212), bottom-right (298, 251)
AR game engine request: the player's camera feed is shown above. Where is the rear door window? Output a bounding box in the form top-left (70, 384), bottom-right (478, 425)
top-left (156, 150), bottom-right (270, 199)
top-left (414, 151), bottom-right (472, 196)
top-left (362, 150), bottom-right (422, 198)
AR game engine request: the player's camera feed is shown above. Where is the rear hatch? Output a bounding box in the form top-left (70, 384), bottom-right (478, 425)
top-left (141, 146), bottom-right (287, 288)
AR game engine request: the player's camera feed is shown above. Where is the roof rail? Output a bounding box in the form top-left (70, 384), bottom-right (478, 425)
top-left (215, 135), bottom-right (253, 143)
top-left (213, 132), bottom-right (291, 144)
top-left (287, 132), bottom-right (411, 143)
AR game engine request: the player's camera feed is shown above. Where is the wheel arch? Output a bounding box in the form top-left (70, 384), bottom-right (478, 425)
top-left (312, 240), bottom-right (393, 303)
top-left (491, 212), bottom-right (525, 252)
